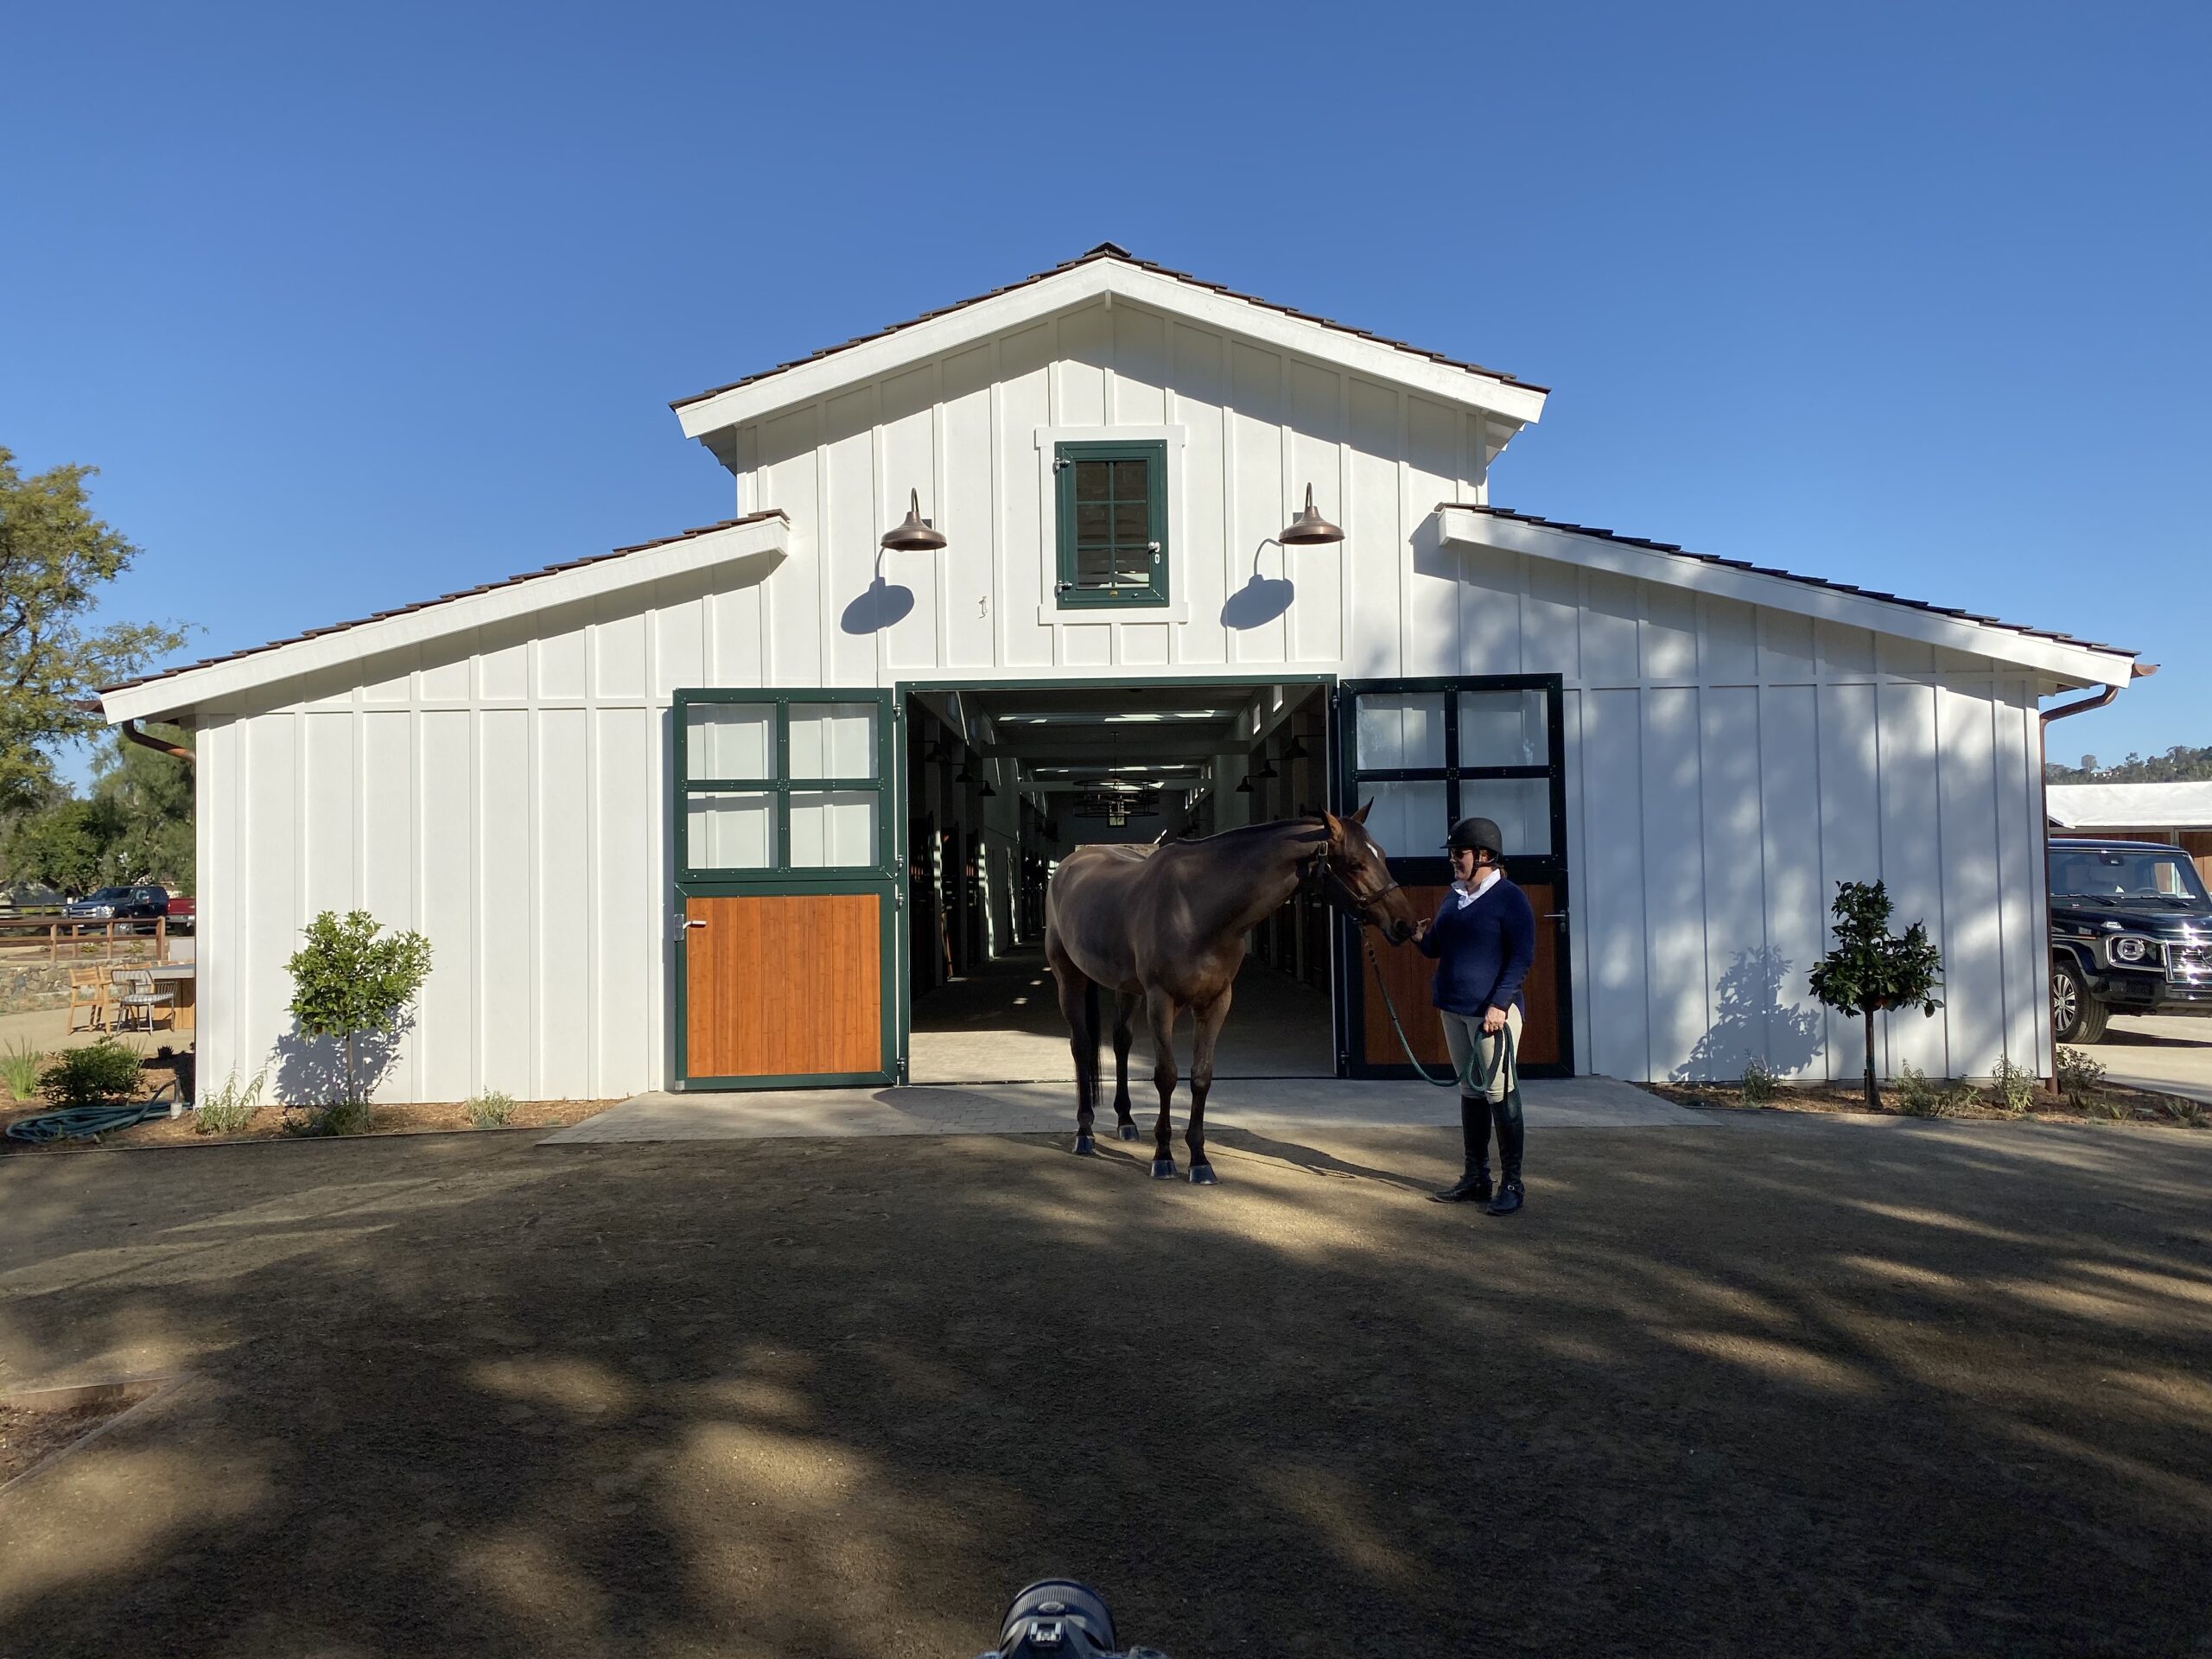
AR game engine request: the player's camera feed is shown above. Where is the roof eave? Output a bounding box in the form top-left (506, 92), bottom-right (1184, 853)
top-left (1437, 504), bottom-right (2137, 690)
top-left (100, 512), bottom-right (791, 724)
top-left (672, 255), bottom-right (1548, 442)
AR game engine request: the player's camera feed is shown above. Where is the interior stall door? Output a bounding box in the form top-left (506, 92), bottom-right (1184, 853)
top-left (1332, 677), bottom-right (1574, 1079)
top-left (675, 690), bottom-right (899, 1090)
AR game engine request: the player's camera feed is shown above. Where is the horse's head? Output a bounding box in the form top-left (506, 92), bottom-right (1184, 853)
top-left (1319, 801), bottom-right (1423, 944)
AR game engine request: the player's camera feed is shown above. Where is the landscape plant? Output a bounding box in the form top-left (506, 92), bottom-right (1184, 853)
top-left (1, 1038), bottom-right (43, 1100)
top-left (284, 909), bottom-right (432, 1122)
top-left (1807, 880), bottom-right (1945, 1113)
top-left (1988, 1057), bottom-right (2038, 1116)
top-left (193, 1071), bottom-right (266, 1135)
top-left (37, 1041), bottom-right (144, 1109)
top-left (2054, 1046), bottom-right (2107, 1111)
top-left (463, 1090), bottom-right (516, 1129)
top-left (1739, 1057), bottom-right (1779, 1105)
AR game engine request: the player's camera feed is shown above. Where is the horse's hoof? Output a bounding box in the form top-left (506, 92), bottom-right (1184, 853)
top-left (1116, 1122), bottom-right (1140, 1141)
top-left (1150, 1157), bottom-right (1178, 1179)
top-left (1189, 1162), bottom-right (1218, 1185)
top-left (1074, 1134), bottom-right (1096, 1156)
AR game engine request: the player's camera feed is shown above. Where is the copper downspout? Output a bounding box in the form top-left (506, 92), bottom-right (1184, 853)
top-left (119, 720), bottom-right (194, 764)
top-left (2033, 662), bottom-right (2156, 1088)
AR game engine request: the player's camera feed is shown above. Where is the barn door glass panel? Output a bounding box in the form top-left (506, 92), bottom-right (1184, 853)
top-left (1336, 677), bottom-right (1573, 1079)
top-left (1457, 690), bottom-right (1548, 767)
top-left (686, 702), bottom-right (774, 779)
top-left (687, 791), bottom-right (777, 869)
top-left (674, 689), bottom-right (898, 1090)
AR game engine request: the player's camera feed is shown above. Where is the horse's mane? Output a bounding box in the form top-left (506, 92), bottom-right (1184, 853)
top-left (1164, 815), bottom-right (1332, 850)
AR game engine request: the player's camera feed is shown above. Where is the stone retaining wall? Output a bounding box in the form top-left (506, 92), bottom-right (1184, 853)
top-left (2, 965), bottom-right (71, 1014)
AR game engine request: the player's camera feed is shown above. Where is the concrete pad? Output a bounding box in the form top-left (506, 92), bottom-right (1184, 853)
top-left (541, 1073), bottom-right (1701, 1144)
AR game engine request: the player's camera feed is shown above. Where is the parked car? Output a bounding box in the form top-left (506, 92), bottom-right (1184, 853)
top-left (61, 885), bottom-right (175, 931)
top-left (166, 894), bottom-right (195, 934)
top-left (2049, 837), bottom-right (2212, 1043)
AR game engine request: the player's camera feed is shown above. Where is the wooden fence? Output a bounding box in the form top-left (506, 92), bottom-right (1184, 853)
top-left (0, 914), bottom-right (172, 964)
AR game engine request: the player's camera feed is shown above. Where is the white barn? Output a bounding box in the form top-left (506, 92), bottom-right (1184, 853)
top-left (102, 245), bottom-right (2141, 1103)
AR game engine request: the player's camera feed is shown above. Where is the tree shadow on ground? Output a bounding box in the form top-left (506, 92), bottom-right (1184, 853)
top-left (3, 1117), bottom-right (2210, 1657)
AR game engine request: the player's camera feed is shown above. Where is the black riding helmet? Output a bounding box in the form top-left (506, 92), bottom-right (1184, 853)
top-left (1445, 816), bottom-right (1504, 858)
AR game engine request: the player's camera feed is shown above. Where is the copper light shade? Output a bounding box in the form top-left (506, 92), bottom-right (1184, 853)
top-left (881, 489), bottom-right (948, 553)
top-left (1277, 484), bottom-right (1344, 545)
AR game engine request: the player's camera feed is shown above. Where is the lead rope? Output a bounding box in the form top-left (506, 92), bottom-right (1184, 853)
top-left (1357, 929), bottom-right (1516, 1093)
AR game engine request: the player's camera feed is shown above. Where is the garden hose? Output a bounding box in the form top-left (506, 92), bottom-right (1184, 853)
top-left (4, 1084), bottom-right (179, 1144)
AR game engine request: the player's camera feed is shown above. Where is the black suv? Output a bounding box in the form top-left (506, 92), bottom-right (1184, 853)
top-left (2049, 838), bottom-right (2212, 1042)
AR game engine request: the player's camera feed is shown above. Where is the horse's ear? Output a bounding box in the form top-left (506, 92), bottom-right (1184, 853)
top-left (1353, 798), bottom-right (1373, 825)
top-left (1322, 810), bottom-right (1347, 848)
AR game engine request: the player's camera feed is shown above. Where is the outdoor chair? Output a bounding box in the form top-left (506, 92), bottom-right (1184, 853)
top-left (113, 969), bottom-right (175, 1033)
top-left (66, 965), bottom-right (111, 1033)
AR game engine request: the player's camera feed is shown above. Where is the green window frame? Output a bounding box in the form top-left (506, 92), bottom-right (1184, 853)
top-left (672, 690), bottom-right (896, 882)
top-left (1053, 440), bottom-right (1169, 608)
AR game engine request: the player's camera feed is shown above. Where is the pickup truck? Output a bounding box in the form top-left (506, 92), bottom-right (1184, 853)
top-left (60, 885), bottom-right (193, 934)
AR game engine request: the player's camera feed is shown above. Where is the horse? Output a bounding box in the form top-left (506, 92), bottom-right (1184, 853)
top-left (1043, 804), bottom-right (1421, 1183)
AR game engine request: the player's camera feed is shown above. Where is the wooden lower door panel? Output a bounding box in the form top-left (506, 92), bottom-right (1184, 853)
top-left (685, 893), bottom-right (883, 1081)
top-left (1359, 880), bottom-right (1560, 1070)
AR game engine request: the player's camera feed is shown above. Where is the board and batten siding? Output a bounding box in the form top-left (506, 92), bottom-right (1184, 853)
top-left (187, 299), bottom-right (2056, 1100)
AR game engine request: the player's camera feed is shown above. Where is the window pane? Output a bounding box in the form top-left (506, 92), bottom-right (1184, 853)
top-left (1112, 500), bottom-right (1149, 543)
top-left (1358, 781), bottom-right (1449, 857)
top-left (1459, 690), bottom-right (1548, 767)
top-left (1075, 461), bottom-right (1110, 502)
top-left (1355, 693), bottom-right (1446, 771)
top-left (684, 702), bottom-right (772, 780)
top-left (1076, 503), bottom-right (1109, 541)
top-left (1116, 547), bottom-right (1152, 584)
top-left (790, 790), bottom-right (878, 867)
top-left (687, 791), bottom-right (775, 869)
top-left (1077, 545), bottom-right (1116, 586)
top-left (788, 702), bottom-right (876, 779)
top-left (1459, 777), bottom-right (1553, 856)
top-left (1112, 459), bottom-right (1147, 499)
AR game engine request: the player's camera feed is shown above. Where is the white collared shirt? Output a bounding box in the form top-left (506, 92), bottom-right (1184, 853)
top-left (1452, 868), bottom-right (1501, 908)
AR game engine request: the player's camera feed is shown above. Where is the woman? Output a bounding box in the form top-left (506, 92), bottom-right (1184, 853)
top-left (1415, 816), bottom-right (1536, 1214)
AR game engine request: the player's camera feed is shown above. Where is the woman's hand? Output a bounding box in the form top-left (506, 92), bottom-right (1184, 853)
top-left (1411, 918), bottom-right (1431, 943)
top-left (1482, 1005), bottom-right (1508, 1035)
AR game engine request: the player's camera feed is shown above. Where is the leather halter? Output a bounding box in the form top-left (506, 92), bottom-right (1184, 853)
top-left (1300, 843), bottom-right (1405, 929)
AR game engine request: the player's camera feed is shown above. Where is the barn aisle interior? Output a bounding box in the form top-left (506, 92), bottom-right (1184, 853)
top-left (908, 948), bottom-right (1334, 1083)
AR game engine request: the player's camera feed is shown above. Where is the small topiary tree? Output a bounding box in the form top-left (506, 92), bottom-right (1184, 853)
top-left (285, 910), bottom-right (432, 1118)
top-left (1808, 880), bottom-right (1944, 1113)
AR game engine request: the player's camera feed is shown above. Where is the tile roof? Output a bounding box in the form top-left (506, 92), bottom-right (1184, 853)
top-left (1440, 503), bottom-right (2137, 660)
top-left (670, 243), bottom-right (1546, 413)
top-left (99, 511), bottom-right (787, 696)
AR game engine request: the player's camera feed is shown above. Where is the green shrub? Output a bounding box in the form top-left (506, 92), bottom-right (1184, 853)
top-left (1896, 1064), bottom-right (1974, 1118)
top-left (285, 1096), bottom-right (373, 1137)
top-left (2054, 1046), bottom-right (2106, 1109)
top-left (1, 1039), bottom-right (44, 1101)
top-left (37, 1042), bottom-right (144, 1109)
top-left (463, 1090), bottom-right (516, 1128)
top-left (194, 1071), bottom-right (266, 1135)
top-left (1989, 1057), bottom-right (2038, 1116)
top-left (284, 909), bottom-right (433, 1115)
top-left (1739, 1058), bottom-right (1779, 1105)
top-left (2164, 1096), bottom-right (2208, 1130)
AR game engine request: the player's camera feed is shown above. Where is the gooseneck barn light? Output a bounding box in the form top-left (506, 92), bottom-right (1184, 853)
top-left (1277, 484), bottom-right (1344, 545)
top-left (881, 489), bottom-right (948, 553)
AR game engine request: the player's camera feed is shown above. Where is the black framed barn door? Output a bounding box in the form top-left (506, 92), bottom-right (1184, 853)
top-left (1332, 676), bottom-right (1574, 1079)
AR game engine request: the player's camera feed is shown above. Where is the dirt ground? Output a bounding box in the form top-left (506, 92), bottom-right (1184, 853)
top-left (1645, 1073), bottom-right (2211, 1129)
top-left (0, 1094), bottom-right (614, 1150)
top-left (3, 1116), bottom-right (2209, 1657)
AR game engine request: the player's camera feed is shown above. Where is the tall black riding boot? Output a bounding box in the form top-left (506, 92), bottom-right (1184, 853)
top-left (1486, 1091), bottom-right (1525, 1215)
top-left (1430, 1096), bottom-right (1494, 1203)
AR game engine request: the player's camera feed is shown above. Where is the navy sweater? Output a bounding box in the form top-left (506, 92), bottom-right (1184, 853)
top-left (1416, 878), bottom-right (1536, 1016)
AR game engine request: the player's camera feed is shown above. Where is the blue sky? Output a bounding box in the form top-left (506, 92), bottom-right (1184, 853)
top-left (6, 0), bottom-right (2204, 777)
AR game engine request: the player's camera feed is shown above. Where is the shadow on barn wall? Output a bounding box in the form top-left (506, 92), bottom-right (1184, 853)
top-left (1675, 946), bottom-right (1824, 1081)
top-left (1220, 537), bottom-right (1296, 630)
top-left (841, 574), bottom-right (917, 634)
top-left (270, 1026), bottom-right (409, 1107)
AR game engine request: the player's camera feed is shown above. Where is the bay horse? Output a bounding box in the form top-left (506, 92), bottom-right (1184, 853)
top-left (1044, 804), bottom-right (1421, 1183)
